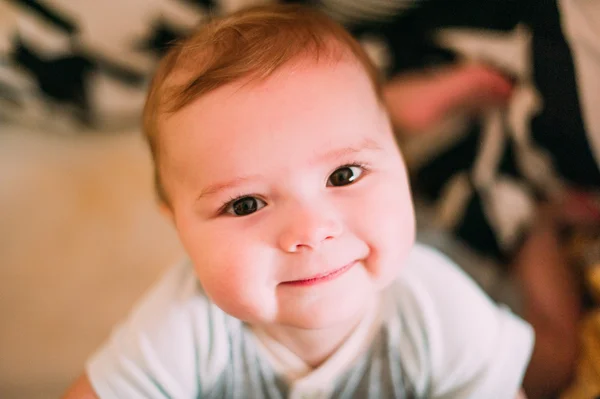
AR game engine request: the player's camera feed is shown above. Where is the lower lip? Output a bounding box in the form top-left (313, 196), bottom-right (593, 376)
top-left (282, 261), bottom-right (357, 287)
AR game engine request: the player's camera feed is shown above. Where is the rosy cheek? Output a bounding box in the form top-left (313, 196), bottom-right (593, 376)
top-left (358, 179), bottom-right (414, 274)
top-left (194, 256), bottom-right (252, 315)
top-left (191, 231), bottom-right (274, 313)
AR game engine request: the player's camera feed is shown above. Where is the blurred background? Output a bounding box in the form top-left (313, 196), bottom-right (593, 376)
top-left (1, 0), bottom-right (599, 398)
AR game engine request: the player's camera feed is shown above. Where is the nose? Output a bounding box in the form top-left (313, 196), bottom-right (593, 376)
top-left (278, 204), bottom-right (343, 253)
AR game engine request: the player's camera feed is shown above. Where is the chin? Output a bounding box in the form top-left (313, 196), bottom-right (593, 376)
top-left (282, 314), bottom-right (357, 331)
top-left (280, 292), bottom-right (373, 330)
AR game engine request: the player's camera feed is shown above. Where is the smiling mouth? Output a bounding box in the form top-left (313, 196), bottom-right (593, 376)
top-left (282, 261), bottom-right (357, 287)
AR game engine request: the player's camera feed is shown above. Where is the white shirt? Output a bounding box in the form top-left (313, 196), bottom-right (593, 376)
top-left (87, 243), bottom-right (534, 398)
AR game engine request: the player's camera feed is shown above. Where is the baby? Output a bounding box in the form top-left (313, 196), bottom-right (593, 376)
top-left (64, 5), bottom-right (533, 398)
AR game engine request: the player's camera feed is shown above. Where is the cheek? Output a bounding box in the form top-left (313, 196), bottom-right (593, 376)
top-left (356, 173), bottom-right (415, 279)
top-left (177, 222), bottom-right (278, 321)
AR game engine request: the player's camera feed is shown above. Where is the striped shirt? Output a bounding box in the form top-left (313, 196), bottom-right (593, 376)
top-left (87, 244), bottom-right (533, 398)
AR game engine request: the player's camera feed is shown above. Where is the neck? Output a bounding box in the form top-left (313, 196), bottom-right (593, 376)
top-left (258, 296), bottom-right (376, 368)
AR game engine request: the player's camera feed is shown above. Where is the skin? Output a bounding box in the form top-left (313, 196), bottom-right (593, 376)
top-left (63, 59), bottom-right (531, 399)
top-left (384, 63), bottom-right (515, 134)
top-left (515, 205), bottom-right (579, 399)
top-left (159, 56), bottom-right (416, 365)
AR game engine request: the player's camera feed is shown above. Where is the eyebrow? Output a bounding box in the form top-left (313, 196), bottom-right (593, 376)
top-left (196, 137), bottom-right (383, 200)
top-left (314, 137), bottom-right (383, 164)
top-left (196, 174), bottom-right (264, 200)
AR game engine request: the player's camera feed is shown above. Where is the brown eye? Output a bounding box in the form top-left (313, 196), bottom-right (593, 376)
top-left (327, 166), bottom-right (364, 187)
top-left (227, 196), bottom-right (266, 216)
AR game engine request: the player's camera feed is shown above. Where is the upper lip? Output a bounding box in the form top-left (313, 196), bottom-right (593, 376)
top-left (283, 261), bottom-right (356, 283)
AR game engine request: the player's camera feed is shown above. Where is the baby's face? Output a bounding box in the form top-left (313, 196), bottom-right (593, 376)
top-left (160, 58), bottom-right (415, 329)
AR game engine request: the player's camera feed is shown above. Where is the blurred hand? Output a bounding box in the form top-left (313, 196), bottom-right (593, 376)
top-left (384, 63), bottom-right (515, 134)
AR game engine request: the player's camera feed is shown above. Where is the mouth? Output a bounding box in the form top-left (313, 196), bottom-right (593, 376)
top-left (281, 261), bottom-right (357, 287)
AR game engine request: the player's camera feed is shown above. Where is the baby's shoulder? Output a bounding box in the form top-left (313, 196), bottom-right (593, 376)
top-left (129, 259), bottom-right (237, 355)
top-left (387, 243), bottom-right (496, 313)
top-left (382, 244), bottom-right (533, 397)
top-left (127, 259), bottom-right (227, 333)
top-left (383, 243), bottom-right (516, 368)
top-left (86, 260), bottom-right (237, 397)
top-left (387, 244), bottom-right (461, 305)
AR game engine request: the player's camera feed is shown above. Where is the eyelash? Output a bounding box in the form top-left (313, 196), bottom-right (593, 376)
top-left (217, 161), bottom-right (371, 215)
top-left (217, 193), bottom-right (259, 215)
top-left (329, 162), bottom-right (371, 183)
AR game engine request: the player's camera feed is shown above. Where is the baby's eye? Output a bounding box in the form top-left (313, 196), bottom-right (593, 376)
top-left (225, 196), bottom-right (266, 216)
top-left (327, 165), bottom-right (364, 187)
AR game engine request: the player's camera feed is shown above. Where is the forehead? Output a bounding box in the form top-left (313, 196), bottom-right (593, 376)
top-left (160, 59), bottom-right (389, 183)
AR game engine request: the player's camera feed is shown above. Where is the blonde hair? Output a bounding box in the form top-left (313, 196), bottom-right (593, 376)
top-left (144, 4), bottom-right (382, 205)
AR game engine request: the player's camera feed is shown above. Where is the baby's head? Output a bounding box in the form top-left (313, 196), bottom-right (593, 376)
top-left (143, 4), bottom-right (415, 330)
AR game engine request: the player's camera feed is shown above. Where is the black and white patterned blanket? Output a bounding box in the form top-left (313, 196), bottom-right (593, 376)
top-left (2, 0), bottom-right (598, 262)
